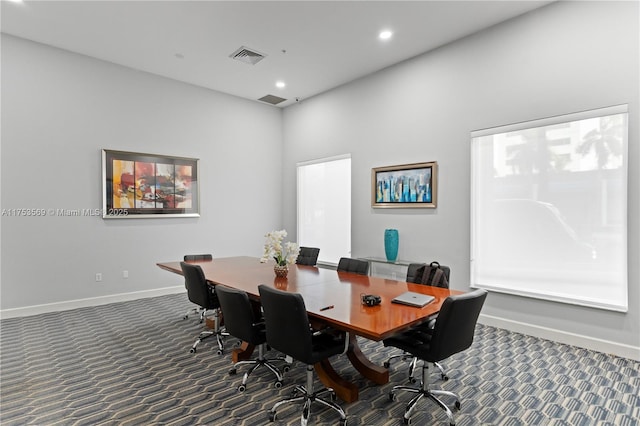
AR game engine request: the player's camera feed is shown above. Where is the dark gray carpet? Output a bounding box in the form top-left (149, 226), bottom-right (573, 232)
top-left (1, 293), bottom-right (638, 425)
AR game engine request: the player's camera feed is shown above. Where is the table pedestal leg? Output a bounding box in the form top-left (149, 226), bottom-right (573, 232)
top-left (313, 335), bottom-right (389, 403)
top-left (346, 334), bottom-right (389, 384)
top-left (232, 341), bottom-right (255, 362)
top-left (314, 359), bottom-right (359, 403)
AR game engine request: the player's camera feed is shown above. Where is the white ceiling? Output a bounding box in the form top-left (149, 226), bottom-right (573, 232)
top-left (1, 1), bottom-right (554, 108)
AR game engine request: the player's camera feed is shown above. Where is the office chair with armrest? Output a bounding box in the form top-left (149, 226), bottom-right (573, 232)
top-left (385, 289), bottom-right (487, 425)
top-left (216, 285), bottom-right (284, 392)
top-left (337, 257), bottom-right (369, 275)
top-left (384, 262), bottom-right (451, 381)
top-left (182, 254), bottom-right (213, 321)
top-left (296, 247), bottom-right (320, 266)
top-left (258, 285), bottom-right (348, 426)
top-left (180, 261), bottom-right (228, 355)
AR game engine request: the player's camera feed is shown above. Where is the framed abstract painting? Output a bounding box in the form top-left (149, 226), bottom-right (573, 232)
top-left (372, 161), bottom-right (437, 208)
top-left (102, 149), bottom-right (200, 218)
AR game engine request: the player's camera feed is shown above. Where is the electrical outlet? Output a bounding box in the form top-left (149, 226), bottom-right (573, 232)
top-left (95, 273), bottom-right (102, 282)
top-left (123, 270), bottom-right (129, 279)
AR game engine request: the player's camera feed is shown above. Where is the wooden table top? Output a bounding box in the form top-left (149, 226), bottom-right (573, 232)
top-left (158, 256), bottom-right (461, 341)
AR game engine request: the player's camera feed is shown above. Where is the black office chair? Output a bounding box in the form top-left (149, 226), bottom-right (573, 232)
top-left (183, 254), bottom-right (213, 262)
top-left (216, 285), bottom-right (285, 392)
top-left (385, 289), bottom-right (487, 425)
top-left (258, 285), bottom-right (348, 426)
top-left (385, 262), bottom-right (452, 381)
top-left (296, 247), bottom-right (320, 266)
top-left (337, 257), bottom-right (369, 275)
top-left (180, 261), bottom-right (228, 355)
top-left (182, 254), bottom-right (213, 321)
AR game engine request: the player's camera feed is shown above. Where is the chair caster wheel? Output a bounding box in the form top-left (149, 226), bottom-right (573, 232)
top-left (383, 361), bottom-right (390, 368)
top-left (183, 315), bottom-right (188, 320)
top-left (455, 400), bottom-right (461, 410)
top-left (228, 368), bottom-right (237, 375)
top-left (283, 365), bottom-right (291, 373)
top-left (339, 418), bottom-right (348, 426)
top-left (442, 374), bottom-right (449, 381)
top-left (237, 384), bottom-right (246, 392)
top-left (268, 411), bottom-right (276, 422)
top-left (274, 380), bottom-right (283, 389)
top-left (403, 416), bottom-right (411, 425)
top-left (330, 391), bottom-right (337, 401)
top-left (388, 391), bottom-right (396, 402)
top-left (189, 348), bottom-right (196, 354)
top-left (216, 349), bottom-right (223, 355)
top-left (408, 377), bottom-right (418, 384)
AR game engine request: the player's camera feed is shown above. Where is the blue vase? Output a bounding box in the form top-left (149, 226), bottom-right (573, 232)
top-left (384, 229), bottom-right (399, 262)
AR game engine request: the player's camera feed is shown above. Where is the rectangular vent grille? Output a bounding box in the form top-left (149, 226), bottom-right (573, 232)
top-left (258, 94), bottom-right (287, 105)
top-left (230, 46), bottom-right (266, 65)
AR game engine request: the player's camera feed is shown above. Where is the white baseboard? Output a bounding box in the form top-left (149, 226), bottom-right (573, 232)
top-left (479, 313), bottom-right (640, 362)
top-left (0, 286), bottom-right (185, 319)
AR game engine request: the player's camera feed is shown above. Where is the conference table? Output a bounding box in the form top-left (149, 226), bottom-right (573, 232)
top-left (157, 256), bottom-right (461, 403)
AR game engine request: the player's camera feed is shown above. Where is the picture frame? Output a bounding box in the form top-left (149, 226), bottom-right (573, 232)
top-left (102, 149), bottom-right (200, 218)
top-left (372, 161), bottom-right (437, 208)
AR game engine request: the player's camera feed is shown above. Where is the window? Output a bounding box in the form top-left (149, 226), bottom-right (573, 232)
top-left (471, 105), bottom-right (628, 311)
top-left (297, 155), bottom-right (351, 265)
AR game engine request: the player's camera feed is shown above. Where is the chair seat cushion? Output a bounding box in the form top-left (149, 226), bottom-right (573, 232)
top-left (383, 328), bottom-right (435, 361)
top-left (306, 332), bottom-right (345, 365)
top-left (244, 322), bottom-right (268, 346)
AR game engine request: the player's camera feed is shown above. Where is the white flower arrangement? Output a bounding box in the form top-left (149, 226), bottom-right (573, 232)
top-left (260, 229), bottom-right (300, 266)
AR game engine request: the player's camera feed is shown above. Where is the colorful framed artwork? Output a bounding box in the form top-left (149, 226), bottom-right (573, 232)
top-left (372, 161), bottom-right (437, 208)
top-left (102, 149), bottom-right (200, 218)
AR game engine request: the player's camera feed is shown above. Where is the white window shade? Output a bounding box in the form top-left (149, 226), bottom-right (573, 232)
top-left (471, 105), bottom-right (628, 311)
top-left (297, 155), bottom-right (351, 265)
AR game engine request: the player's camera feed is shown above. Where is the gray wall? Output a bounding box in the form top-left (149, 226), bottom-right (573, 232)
top-left (1, 35), bottom-right (283, 311)
top-left (282, 1), bottom-right (639, 358)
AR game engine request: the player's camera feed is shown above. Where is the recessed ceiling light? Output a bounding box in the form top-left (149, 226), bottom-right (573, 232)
top-left (379, 30), bottom-right (393, 40)
top-left (276, 81), bottom-right (286, 89)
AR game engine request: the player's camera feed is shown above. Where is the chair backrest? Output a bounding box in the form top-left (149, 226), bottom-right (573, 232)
top-left (296, 247), bottom-right (320, 266)
top-left (258, 285), bottom-right (314, 363)
top-left (406, 262), bottom-right (451, 288)
top-left (427, 289), bottom-right (487, 361)
top-left (216, 285), bottom-right (263, 345)
top-left (337, 257), bottom-right (369, 275)
top-left (180, 261), bottom-right (219, 309)
top-left (183, 254), bottom-right (213, 261)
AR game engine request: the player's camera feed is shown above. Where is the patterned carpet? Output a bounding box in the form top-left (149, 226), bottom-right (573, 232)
top-left (1, 293), bottom-right (638, 426)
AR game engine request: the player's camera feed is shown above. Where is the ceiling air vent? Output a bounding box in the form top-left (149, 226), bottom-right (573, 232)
top-left (258, 94), bottom-right (287, 105)
top-left (230, 46), bottom-right (266, 65)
